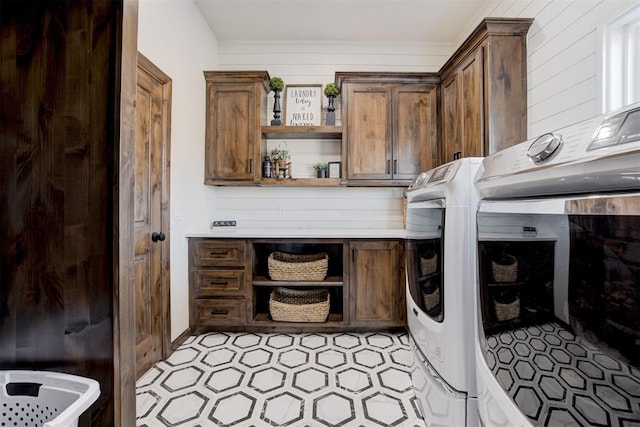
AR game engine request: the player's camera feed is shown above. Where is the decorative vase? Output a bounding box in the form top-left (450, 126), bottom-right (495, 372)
top-left (271, 90), bottom-right (282, 125)
top-left (316, 170), bottom-right (327, 178)
top-left (326, 95), bottom-right (336, 126)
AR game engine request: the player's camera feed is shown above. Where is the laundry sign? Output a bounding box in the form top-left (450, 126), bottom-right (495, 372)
top-left (284, 84), bottom-right (322, 126)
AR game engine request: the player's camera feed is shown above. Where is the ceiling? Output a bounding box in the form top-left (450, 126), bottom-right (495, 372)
top-left (194, 0), bottom-right (494, 43)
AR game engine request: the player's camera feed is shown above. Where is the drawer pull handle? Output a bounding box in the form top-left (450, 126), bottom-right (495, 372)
top-left (210, 280), bottom-right (228, 285)
top-left (210, 309), bottom-right (229, 315)
top-left (209, 251), bottom-right (228, 256)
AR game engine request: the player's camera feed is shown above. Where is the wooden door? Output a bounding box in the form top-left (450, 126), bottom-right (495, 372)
top-left (344, 83), bottom-right (393, 181)
top-left (441, 74), bottom-right (461, 165)
top-left (393, 84), bottom-right (438, 180)
top-left (460, 48), bottom-right (484, 158)
top-left (349, 240), bottom-right (404, 327)
top-left (135, 54), bottom-right (171, 379)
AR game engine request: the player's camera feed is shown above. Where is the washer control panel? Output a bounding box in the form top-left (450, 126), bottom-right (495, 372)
top-left (589, 106), bottom-right (640, 151)
top-left (527, 133), bottom-right (563, 163)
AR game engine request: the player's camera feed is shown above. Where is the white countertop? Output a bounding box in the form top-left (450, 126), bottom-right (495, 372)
top-left (186, 228), bottom-right (406, 239)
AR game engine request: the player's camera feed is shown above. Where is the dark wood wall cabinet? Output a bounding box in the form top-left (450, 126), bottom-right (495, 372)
top-left (188, 238), bottom-right (406, 333)
top-left (204, 71), bottom-right (271, 185)
top-left (336, 73), bottom-right (439, 186)
top-left (203, 18), bottom-right (532, 186)
top-left (439, 18), bottom-right (533, 164)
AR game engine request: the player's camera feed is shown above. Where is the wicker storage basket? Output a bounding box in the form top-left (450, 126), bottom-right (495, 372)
top-left (491, 254), bottom-right (518, 282)
top-left (420, 254), bottom-right (438, 276)
top-left (422, 287), bottom-right (441, 311)
top-left (268, 251), bottom-right (328, 281)
top-left (494, 297), bottom-right (520, 321)
top-left (269, 287), bottom-right (330, 322)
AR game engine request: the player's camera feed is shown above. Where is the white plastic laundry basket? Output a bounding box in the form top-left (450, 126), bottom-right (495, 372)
top-left (0, 370), bottom-right (100, 427)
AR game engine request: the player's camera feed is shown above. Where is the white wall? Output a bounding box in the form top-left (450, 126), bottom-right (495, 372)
top-left (138, 0), bottom-right (218, 340)
top-left (469, 0), bottom-right (635, 136)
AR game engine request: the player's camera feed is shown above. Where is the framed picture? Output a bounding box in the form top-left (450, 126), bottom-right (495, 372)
top-left (284, 84), bottom-right (322, 126)
top-left (328, 162), bottom-right (341, 179)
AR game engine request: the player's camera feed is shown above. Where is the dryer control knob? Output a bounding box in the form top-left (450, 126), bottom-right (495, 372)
top-left (527, 133), bottom-right (563, 163)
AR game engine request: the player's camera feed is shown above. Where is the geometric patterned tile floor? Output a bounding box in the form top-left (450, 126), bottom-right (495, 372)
top-left (136, 331), bottom-right (427, 426)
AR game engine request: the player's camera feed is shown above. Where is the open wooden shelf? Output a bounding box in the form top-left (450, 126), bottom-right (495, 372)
top-left (253, 276), bottom-right (344, 287)
top-left (259, 178), bottom-right (342, 186)
top-left (262, 126), bottom-right (342, 139)
top-left (252, 312), bottom-right (344, 324)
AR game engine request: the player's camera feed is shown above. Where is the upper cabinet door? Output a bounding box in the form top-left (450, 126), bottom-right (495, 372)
top-left (338, 72), bottom-right (440, 186)
top-left (344, 83), bottom-right (393, 181)
top-left (203, 71), bottom-right (269, 185)
top-left (393, 84), bottom-right (438, 180)
top-left (441, 74), bottom-right (461, 164)
top-left (460, 48), bottom-right (484, 159)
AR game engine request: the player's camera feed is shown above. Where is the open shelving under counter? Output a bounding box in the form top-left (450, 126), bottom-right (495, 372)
top-left (187, 232), bottom-right (407, 333)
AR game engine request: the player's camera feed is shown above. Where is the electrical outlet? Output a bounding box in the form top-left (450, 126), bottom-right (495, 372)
top-left (212, 220), bottom-right (237, 227)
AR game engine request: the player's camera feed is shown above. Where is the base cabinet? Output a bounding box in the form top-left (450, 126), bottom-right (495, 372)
top-left (188, 239), bottom-right (250, 332)
top-left (188, 237), bottom-right (406, 333)
top-left (349, 240), bottom-right (405, 327)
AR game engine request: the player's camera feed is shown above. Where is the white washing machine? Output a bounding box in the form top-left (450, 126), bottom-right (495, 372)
top-left (474, 102), bottom-right (640, 426)
top-left (405, 157), bottom-right (483, 426)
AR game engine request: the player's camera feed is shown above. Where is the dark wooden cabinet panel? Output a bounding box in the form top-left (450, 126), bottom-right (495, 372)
top-left (349, 240), bottom-right (405, 327)
top-left (194, 299), bottom-right (247, 326)
top-left (191, 240), bottom-right (246, 266)
top-left (337, 73), bottom-right (440, 186)
top-left (442, 75), bottom-right (461, 164)
top-left (188, 239), bottom-right (250, 331)
top-left (394, 84), bottom-right (438, 179)
top-left (192, 270), bottom-right (246, 297)
top-left (438, 18), bottom-right (532, 164)
top-left (442, 49), bottom-right (484, 163)
top-left (203, 71), bottom-right (269, 185)
top-left (344, 83), bottom-right (393, 180)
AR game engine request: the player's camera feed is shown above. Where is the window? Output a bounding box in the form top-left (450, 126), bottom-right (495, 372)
top-left (602, 3), bottom-right (640, 112)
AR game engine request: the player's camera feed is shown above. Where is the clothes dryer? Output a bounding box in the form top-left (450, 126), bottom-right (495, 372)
top-left (405, 157), bottom-right (483, 426)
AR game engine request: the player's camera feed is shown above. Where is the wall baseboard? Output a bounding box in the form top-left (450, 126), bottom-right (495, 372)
top-left (171, 328), bottom-right (192, 352)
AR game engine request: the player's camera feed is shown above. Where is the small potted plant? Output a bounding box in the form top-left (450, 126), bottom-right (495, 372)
top-left (324, 83), bottom-right (340, 98)
top-left (324, 83), bottom-right (340, 125)
top-left (313, 162), bottom-right (328, 178)
top-left (269, 77), bottom-right (285, 125)
top-left (269, 77), bottom-right (284, 92)
top-left (271, 146), bottom-right (290, 167)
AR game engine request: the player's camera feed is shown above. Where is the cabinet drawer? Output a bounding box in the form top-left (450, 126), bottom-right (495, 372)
top-left (192, 240), bottom-right (245, 266)
top-left (193, 269), bottom-right (245, 297)
top-left (195, 299), bottom-right (246, 326)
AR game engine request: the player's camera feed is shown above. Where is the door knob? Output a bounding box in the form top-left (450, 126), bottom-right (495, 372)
top-left (151, 232), bottom-right (166, 242)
